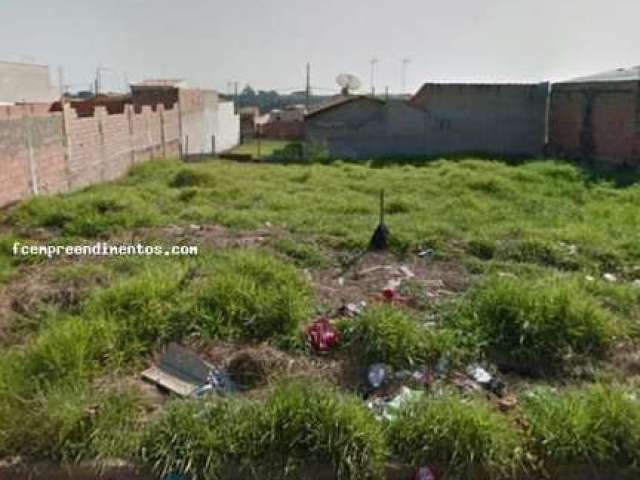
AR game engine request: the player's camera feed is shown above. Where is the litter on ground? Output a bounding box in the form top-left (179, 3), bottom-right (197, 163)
top-left (142, 343), bottom-right (217, 397)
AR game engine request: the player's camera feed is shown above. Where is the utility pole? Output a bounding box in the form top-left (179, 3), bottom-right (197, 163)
top-left (305, 62), bottom-right (311, 111)
top-left (57, 66), bottom-right (65, 97)
top-left (402, 58), bottom-right (411, 95)
top-left (94, 66), bottom-right (109, 96)
top-left (370, 58), bottom-right (379, 96)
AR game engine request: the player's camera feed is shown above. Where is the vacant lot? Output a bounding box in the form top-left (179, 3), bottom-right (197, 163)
top-left (0, 157), bottom-right (639, 479)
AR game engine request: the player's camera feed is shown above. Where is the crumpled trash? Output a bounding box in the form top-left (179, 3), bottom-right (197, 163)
top-left (366, 386), bottom-right (424, 421)
top-left (383, 387), bottom-right (423, 421)
top-left (466, 364), bottom-right (505, 397)
top-left (467, 364), bottom-right (492, 384)
top-left (339, 301), bottom-right (367, 317)
top-left (453, 375), bottom-right (482, 394)
top-left (395, 367), bottom-right (434, 387)
top-left (603, 273), bottom-right (618, 283)
top-left (306, 317), bottom-right (341, 354)
top-left (418, 249), bottom-right (435, 259)
top-left (379, 288), bottom-right (409, 305)
top-left (498, 394), bottom-right (518, 412)
top-left (415, 466), bottom-right (437, 480)
top-left (435, 357), bottom-right (450, 377)
top-left (192, 368), bottom-right (235, 397)
top-left (368, 363), bottom-right (392, 389)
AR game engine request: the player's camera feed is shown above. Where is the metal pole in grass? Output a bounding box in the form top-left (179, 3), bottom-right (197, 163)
top-left (370, 189), bottom-right (390, 250)
top-left (257, 131), bottom-right (262, 160)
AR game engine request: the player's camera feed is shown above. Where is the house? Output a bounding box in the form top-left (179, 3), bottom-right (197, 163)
top-left (260, 104), bottom-right (306, 140)
top-left (0, 60), bottom-right (59, 104)
top-left (304, 83), bottom-right (549, 159)
top-left (548, 66), bottom-right (640, 168)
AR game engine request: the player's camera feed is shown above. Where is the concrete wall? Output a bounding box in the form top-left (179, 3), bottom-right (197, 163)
top-left (179, 90), bottom-right (239, 156)
top-left (0, 103), bottom-right (179, 208)
top-left (305, 84), bottom-right (549, 159)
top-left (548, 81), bottom-right (640, 168)
top-left (411, 83), bottom-right (549, 157)
top-left (215, 101), bottom-right (240, 152)
top-left (0, 61), bottom-right (59, 103)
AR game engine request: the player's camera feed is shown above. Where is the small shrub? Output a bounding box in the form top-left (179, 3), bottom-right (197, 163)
top-left (170, 168), bottom-right (216, 188)
top-left (453, 276), bottom-right (614, 374)
top-left (340, 305), bottom-right (456, 369)
top-left (85, 262), bottom-right (189, 359)
top-left (386, 199), bottom-right (411, 214)
top-left (523, 385), bottom-right (640, 469)
top-left (140, 381), bottom-right (387, 480)
top-left (467, 238), bottom-right (496, 260)
top-left (0, 382), bottom-right (146, 463)
top-left (188, 251), bottom-right (314, 341)
top-left (19, 316), bottom-right (116, 389)
top-left (498, 239), bottom-right (575, 269)
top-left (387, 393), bottom-right (526, 478)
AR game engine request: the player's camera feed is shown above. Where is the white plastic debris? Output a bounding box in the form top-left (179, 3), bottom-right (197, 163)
top-left (400, 266), bottom-right (416, 278)
top-left (603, 273), bottom-right (618, 283)
top-left (467, 365), bottom-right (492, 384)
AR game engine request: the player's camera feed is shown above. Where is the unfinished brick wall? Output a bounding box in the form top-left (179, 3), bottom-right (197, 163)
top-left (0, 103), bottom-right (180, 208)
top-left (548, 81), bottom-right (640, 168)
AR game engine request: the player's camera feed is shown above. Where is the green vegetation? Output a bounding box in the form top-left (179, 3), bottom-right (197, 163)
top-left (0, 155), bottom-right (639, 477)
top-left (339, 305), bottom-right (458, 369)
top-left (183, 251), bottom-right (314, 341)
top-left (230, 140), bottom-right (293, 158)
top-left (452, 275), bottom-right (616, 374)
top-left (387, 393), bottom-right (526, 478)
top-left (141, 381), bottom-right (388, 480)
top-left (5, 159), bottom-right (638, 264)
top-left (523, 385), bottom-right (640, 469)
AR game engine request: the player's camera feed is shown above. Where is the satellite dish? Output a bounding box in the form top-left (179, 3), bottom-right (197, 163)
top-left (336, 74), bottom-right (362, 96)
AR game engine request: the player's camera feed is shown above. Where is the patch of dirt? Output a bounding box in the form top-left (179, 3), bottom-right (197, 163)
top-left (606, 342), bottom-right (640, 380)
top-left (312, 250), bottom-right (468, 311)
top-left (0, 259), bottom-right (109, 346)
top-left (131, 223), bottom-right (284, 250)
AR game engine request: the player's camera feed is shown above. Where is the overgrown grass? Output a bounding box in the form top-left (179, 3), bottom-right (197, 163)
top-left (387, 392), bottom-right (527, 478)
top-left (523, 384), bottom-right (640, 470)
top-left (4, 158), bottom-right (638, 269)
top-left (0, 382), bottom-right (146, 464)
top-left (1, 156), bottom-right (639, 476)
top-left (452, 275), bottom-right (615, 374)
top-left (339, 305), bottom-right (459, 369)
top-left (140, 381), bottom-right (388, 480)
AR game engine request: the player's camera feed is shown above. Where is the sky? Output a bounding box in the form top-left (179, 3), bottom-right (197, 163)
top-left (1, 0), bottom-right (639, 95)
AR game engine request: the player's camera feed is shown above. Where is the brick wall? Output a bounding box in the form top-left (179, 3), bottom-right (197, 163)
top-left (0, 102), bottom-right (180, 208)
top-left (548, 81), bottom-right (640, 167)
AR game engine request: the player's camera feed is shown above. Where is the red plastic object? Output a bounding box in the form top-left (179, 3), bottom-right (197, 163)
top-left (379, 288), bottom-right (409, 305)
top-left (306, 317), bottom-right (341, 354)
top-left (382, 288), bottom-right (396, 301)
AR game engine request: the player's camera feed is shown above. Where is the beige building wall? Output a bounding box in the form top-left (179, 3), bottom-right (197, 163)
top-left (0, 61), bottom-right (59, 104)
